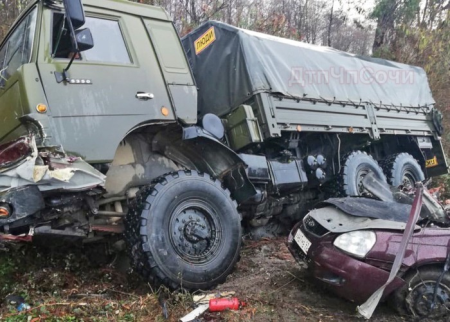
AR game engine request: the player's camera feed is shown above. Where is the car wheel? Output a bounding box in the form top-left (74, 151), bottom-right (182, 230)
top-left (124, 170), bottom-right (241, 290)
top-left (381, 153), bottom-right (425, 188)
top-left (390, 267), bottom-right (450, 318)
top-left (339, 151), bottom-right (387, 196)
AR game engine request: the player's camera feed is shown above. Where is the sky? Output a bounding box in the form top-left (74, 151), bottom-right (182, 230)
top-left (340, 0), bottom-right (376, 25)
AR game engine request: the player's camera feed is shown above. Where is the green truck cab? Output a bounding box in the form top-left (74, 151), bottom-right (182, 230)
top-left (0, 0), bottom-right (252, 290)
top-left (0, 0), bottom-right (447, 290)
top-left (0, 0), bottom-right (198, 160)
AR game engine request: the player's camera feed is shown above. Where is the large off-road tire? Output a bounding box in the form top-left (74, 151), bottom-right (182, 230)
top-left (124, 170), bottom-right (241, 290)
top-left (381, 153), bottom-right (425, 188)
top-left (339, 151), bottom-right (387, 196)
top-left (390, 267), bottom-right (450, 318)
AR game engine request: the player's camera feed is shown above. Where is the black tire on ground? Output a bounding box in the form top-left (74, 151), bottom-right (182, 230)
top-left (389, 267), bottom-right (450, 318)
top-left (381, 153), bottom-right (425, 188)
top-left (124, 170), bottom-right (241, 290)
top-left (340, 151), bottom-right (387, 196)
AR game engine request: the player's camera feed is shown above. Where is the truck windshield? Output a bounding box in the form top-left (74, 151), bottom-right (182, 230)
top-left (0, 7), bottom-right (37, 86)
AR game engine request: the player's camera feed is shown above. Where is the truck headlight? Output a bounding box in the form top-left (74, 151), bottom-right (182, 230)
top-left (333, 231), bottom-right (376, 258)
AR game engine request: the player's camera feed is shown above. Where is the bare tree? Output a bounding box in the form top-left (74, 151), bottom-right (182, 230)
top-left (1, 0), bottom-right (373, 55)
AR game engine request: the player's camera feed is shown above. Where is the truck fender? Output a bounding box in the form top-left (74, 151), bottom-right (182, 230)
top-left (153, 126), bottom-right (256, 203)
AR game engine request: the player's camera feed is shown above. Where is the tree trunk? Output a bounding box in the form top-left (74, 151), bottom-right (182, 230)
top-left (327, 0), bottom-right (334, 47)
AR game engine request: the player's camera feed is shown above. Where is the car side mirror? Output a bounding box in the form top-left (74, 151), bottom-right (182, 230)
top-left (75, 28), bottom-right (94, 52)
top-left (63, 0), bottom-right (85, 29)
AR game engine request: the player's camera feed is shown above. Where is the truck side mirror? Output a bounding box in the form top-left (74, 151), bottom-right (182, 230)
top-left (75, 29), bottom-right (94, 52)
top-left (63, 0), bottom-right (86, 29)
top-left (56, 0), bottom-right (93, 83)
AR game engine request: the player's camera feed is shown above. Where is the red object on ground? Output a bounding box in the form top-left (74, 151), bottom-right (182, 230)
top-left (0, 234), bottom-right (32, 242)
top-left (209, 298), bottom-right (244, 312)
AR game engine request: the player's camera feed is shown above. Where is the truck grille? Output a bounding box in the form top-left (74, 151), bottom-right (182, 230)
top-left (303, 215), bottom-right (329, 237)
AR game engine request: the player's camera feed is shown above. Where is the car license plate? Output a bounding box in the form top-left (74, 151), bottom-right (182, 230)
top-left (294, 229), bottom-right (311, 254)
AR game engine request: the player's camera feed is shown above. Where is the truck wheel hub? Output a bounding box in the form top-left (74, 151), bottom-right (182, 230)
top-left (184, 220), bottom-right (204, 243)
top-left (169, 204), bottom-right (220, 263)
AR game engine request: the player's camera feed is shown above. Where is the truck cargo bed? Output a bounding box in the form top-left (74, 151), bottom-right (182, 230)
top-left (249, 93), bottom-right (434, 140)
top-left (182, 21), bottom-right (438, 139)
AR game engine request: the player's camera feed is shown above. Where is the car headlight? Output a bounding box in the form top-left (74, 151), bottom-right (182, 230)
top-left (333, 230), bottom-right (376, 258)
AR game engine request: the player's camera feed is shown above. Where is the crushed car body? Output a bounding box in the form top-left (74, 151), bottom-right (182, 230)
top-left (0, 136), bottom-right (105, 192)
top-left (288, 173), bottom-right (450, 318)
top-left (0, 135), bottom-right (106, 233)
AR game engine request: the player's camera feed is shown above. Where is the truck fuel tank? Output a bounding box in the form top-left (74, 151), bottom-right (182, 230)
top-left (240, 154), bottom-right (308, 194)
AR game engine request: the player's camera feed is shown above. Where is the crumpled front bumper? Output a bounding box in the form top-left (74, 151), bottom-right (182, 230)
top-left (0, 185), bottom-right (45, 227)
top-left (287, 222), bottom-right (405, 304)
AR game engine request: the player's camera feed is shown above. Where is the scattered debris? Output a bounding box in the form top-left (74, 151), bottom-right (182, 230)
top-left (209, 297), bottom-right (246, 312)
top-left (180, 304), bottom-right (209, 322)
top-left (192, 291), bottom-right (235, 304)
top-left (0, 234), bottom-right (32, 242)
top-left (0, 237), bottom-right (405, 321)
top-left (158, 290), bottom-right (170, 319)
top-left (247, 220), bottom-right (288, 240)
top-left (180, 291), bottom-right (242, 321)
top-left (5, 295), bottom-right (30, 311)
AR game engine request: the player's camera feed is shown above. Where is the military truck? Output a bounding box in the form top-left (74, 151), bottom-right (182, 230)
top-left (0, 0), bottom-right (446, 290)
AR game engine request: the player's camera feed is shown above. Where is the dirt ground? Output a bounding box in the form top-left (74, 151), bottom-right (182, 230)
top-left (0, 238), bottom-right (424, 321)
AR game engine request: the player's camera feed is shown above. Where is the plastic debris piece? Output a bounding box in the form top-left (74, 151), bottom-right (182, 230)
top-left (5, 295), bottom-right (31, 311)
top-left (180, 304), bottom-right (209, 322)
top-left (193, 291), bottom-right (236, 304)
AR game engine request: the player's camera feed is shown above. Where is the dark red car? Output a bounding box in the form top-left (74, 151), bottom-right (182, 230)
top-left (288, 176), bottom-right (450, 318)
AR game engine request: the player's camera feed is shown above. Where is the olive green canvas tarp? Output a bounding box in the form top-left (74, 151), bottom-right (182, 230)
top-left (182, 21), bottom-right (435, 117)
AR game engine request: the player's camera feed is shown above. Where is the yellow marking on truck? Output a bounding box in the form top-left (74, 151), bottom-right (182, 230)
top-left (195, 27), bottom-right (216, 55)
top-left (426, 156), bottom-right (438, 168)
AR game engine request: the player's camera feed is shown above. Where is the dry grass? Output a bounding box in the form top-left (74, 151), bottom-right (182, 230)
top-left (0, 238), bottom-right (404, 322)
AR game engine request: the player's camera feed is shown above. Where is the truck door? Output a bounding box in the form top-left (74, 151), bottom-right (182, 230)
top-left (37, 6), bottom-right (174, 162)
top-left (143, 19), bottom-right (198, 125)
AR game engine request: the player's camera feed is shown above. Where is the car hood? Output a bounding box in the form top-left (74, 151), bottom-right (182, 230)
top-left (320, 197), bottom-right (411, 223)
top-left (308, 206), bottom-right (420, 233)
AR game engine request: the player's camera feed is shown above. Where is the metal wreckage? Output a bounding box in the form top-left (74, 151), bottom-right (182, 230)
top-left (288, 173), bottom-right (450, 318)
top-left (0, 0), bottom-right (448, 318)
